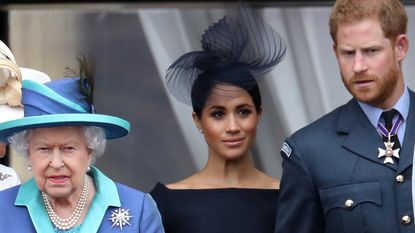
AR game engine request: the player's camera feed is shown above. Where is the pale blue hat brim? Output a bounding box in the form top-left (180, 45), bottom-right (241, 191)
top-left (0, 113), bottom-right (130, 142)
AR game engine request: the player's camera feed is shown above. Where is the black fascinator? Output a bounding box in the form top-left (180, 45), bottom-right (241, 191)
top-left (165, 6), bottom-right (287, 107)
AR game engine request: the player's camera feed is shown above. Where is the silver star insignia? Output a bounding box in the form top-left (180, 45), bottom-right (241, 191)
top-left (378, 141), bottom-right (400, 164)
top-left (108, 208), bottom-right (133, 230)
top-left (0, 172), bottom-right (12, 181)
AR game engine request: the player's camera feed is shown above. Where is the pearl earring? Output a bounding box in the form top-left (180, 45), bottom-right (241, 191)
top-left (27, 165), bottom-right (32, 171)
top-left (87, 166), bottom-right (91, 172)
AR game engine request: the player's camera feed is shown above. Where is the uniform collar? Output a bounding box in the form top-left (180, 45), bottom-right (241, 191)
top-left (15, 167), bottom-right (120, 232)
top-left (358, 87), bottom-right (410, 127)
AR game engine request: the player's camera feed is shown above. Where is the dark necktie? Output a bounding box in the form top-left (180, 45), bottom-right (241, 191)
top-left (381, 109), bottom-right (401, 150)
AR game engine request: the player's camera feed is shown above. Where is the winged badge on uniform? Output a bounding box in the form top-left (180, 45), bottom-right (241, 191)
top-left (0, 172), bottom-right (12, 181)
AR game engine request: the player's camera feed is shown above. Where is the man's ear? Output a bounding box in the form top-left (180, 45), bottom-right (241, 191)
top-left (395, 34), bottom-right (409, 62)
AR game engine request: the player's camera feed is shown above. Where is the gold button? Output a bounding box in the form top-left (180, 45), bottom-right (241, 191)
top-left (401, 215), bottom-right (411, 225)
top-left (344, 199), bottom-right (354, 208)
top-left (396, 175), bottom-right (404, 183)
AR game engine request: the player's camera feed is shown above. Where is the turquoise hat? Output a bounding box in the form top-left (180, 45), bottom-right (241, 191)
top-left (0, 77), bottom-right (130, 142)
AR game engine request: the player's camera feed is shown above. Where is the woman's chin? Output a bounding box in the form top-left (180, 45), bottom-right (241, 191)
top-left (43, 182), bottom-right (72, 199)
top-left (221, 152), bottom-right (247, 160)
top-left (45, 188), bottom-right (72, 199)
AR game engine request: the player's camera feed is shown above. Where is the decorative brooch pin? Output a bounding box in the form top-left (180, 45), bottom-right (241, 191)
top-left (108, 208), bottom-right (133, 230)
top-left (0, 172), bottom-right (12, 181)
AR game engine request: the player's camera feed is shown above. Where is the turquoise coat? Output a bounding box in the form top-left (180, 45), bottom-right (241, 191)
top-left (0, 167), bottom-right (164, 233)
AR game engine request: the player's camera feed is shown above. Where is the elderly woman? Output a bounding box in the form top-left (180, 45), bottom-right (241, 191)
top-left (0, 68), bottom-right (164, 232)
top-left (0, 40), bottom-right (50, 191)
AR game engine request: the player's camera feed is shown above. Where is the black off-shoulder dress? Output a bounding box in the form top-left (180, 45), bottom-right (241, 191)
top-left (150, 182), bottom-right (279, 233)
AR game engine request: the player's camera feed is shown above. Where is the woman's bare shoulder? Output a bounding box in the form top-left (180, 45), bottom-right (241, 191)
top-left (165, 174), bottom-right (201, 190)
top-left (255, 172), bottom-right (280, 189)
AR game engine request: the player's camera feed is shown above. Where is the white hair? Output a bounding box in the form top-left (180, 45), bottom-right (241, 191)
top-left (8, 126), bottom-right (107, 164)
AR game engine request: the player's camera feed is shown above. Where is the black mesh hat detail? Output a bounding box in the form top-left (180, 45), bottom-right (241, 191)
top-left (165, 6), bottom-right (287, 106)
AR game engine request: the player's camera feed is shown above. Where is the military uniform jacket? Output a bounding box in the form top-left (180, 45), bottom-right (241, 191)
top-left (276, 91), bottom-right (415, 233)
top-left (0, 167), bottom-right (164, 233)
top-left (0, 164), bottom-right (20, 191)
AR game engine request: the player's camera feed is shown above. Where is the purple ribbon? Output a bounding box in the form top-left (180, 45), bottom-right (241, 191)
top-left (377, 113), bottom-right (403, 137)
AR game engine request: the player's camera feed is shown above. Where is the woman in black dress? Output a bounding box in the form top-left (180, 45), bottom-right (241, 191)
top-left (151, 7), bottom-right (287, 233)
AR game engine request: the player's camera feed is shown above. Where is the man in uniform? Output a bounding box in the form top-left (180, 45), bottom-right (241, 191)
top-left (0, 40), bottom-right (50, 190)
top-left (275, 0), bottom-right (415, 232)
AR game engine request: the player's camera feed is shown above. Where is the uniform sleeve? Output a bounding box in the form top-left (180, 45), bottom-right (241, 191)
top-left (0, 166), bottom-right (20, 191)
top-left (139, 193), bottom-right (165, 233)
top-left (10, 168), bottom-right (20, 186)
top-left (275, 139), bottom-right (325, 233)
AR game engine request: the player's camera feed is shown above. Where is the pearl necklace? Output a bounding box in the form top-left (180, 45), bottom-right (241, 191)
top-left (42, 175), bottom-right (89, 231)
